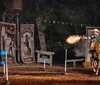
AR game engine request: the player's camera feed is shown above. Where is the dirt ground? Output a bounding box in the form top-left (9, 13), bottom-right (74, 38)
top-left (0, 64), bottom-right (100, 85)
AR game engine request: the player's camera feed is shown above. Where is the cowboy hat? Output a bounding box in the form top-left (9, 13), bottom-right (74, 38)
top-left (91, 28), bottom-right (99, 32)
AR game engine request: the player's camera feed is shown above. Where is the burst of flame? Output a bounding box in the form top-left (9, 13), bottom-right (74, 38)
top-left (65, 35), bottom-right (81, 44)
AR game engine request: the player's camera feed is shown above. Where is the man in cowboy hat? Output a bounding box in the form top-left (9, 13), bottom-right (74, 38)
top-left (92, 28), bottom-right (99, 32)
top-left (89, 28), bottom-right (100, 40)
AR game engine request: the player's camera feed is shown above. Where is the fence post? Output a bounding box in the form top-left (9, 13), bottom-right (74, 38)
top-left (5, 52), bottom-right (10, 84)
top-left (65, 49), bottom-right (68, 75)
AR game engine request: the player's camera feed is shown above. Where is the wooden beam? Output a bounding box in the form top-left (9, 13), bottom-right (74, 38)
top-left (0, 22), bottom-right (15, 27)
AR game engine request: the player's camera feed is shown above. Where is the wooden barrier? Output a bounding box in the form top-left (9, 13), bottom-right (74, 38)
top-left (66, 59), bottom-right (84, 68)
top-left (36, 50), bottom-right (55, 66)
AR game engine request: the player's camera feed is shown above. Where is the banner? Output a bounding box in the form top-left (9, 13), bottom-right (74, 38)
top-left (0, 22), bottom-right (17, 65)
top-left (20, 24), bottom-right (35, 63)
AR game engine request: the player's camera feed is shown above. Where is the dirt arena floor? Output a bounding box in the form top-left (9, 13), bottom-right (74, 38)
top-left (0, 64), bottom-right (100, 85)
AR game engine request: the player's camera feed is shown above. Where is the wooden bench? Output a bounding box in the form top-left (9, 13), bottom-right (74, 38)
top-left (36, 50), bottom-right (55, 66)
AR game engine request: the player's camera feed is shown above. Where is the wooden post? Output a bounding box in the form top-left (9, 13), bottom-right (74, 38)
top-left (16, 12), bottom-right (20, 63)
top-left (65, 49), bottom-right (67, 74)
top-left (44, 59), bottom-right (46, 70)
top-left (50, 55), bottom-right (52, 66)
top-left (5, 52), bottom-right (10, 84)
top-left (3, 63), bottom-right (5, 76)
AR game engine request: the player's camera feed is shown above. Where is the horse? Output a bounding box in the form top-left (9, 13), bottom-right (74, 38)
top-left (90, 38), bottom-right (100, 75)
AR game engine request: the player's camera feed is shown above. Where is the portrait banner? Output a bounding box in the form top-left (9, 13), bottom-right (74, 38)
top-left (0, 22), bottom-right (17, 65)
top-left (20, 24), bottom-right (35, 63)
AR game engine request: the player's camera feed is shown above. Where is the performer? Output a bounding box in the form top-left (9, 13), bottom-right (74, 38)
top-left (88, 29), bottom-right (100, 40)
top-left (89, 29), bottom-right (100, 53)
top-left (89, 28), bottom-right (100, 56)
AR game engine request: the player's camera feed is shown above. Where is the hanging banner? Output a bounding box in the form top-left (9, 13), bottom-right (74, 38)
top-left (0, 22), bottom-right (17, 65)
top-left (20, 24), bottom-right (35, 63)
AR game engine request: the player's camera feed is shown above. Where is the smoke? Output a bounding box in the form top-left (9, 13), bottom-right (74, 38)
top-left (73, 40), bottom-right (86, 57)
